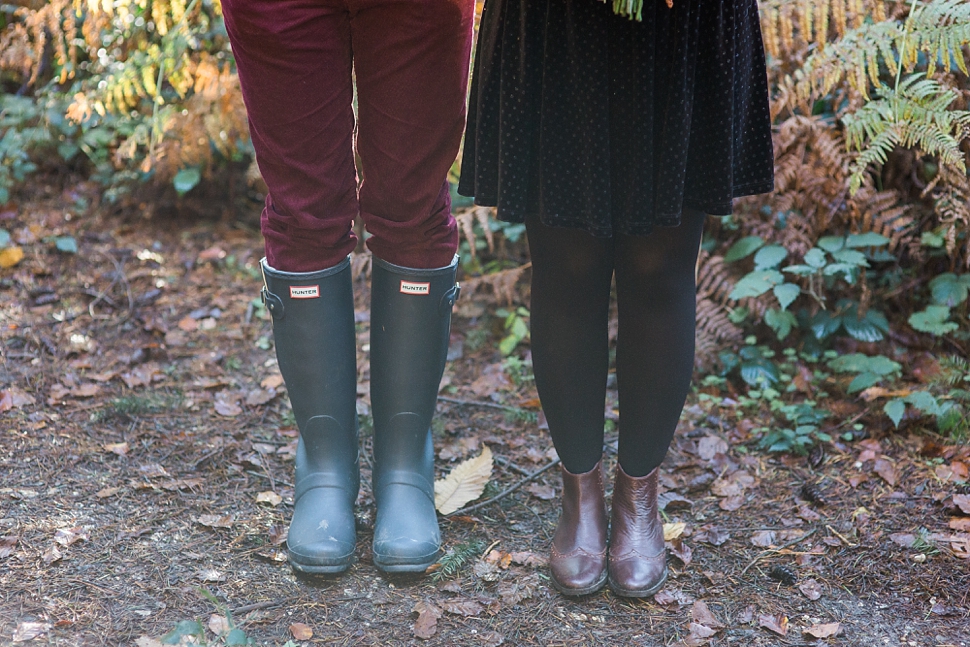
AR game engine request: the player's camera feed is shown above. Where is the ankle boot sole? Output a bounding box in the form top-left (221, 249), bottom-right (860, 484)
top-left (607, 566), bottom-right (668, 598)
top-left (551, 571), bottom-right (608, 597)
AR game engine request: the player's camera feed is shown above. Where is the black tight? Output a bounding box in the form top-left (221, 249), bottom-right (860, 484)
top-left (526, 211), bottom-right (705, 477)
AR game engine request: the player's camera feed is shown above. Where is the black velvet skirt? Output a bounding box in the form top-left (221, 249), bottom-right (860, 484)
top-left (458, 0), bottom-right (775, 237)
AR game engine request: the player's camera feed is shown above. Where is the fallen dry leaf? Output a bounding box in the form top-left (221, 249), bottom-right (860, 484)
top-left (719, 495), bottom-right (745, 511)
top-left (667, 537), bottom-right (692, 565)
top-left (949, 517), bottom-right (970, 532)
top-left (197, 246), bottom-right (227, 262)
top-left (873, 458), bottom-right (897, 486)
top-left (434, 446), bottom-right (493, 514)
top-left (245, 387), bottom-right (276, 406)
top-left (525, 483), bottom-right (556, 500)
top-left (0, 387), bottom-right (35, 412)
top-left (261, 374), bottom-right (285, 389)
top-left (42, 545), bottom-right (62, 565)
top-left (104, 442), bottom-right (129, 456)
top-left (290, 622), bottom-right (313, 640)
top-left (750, 530), bottom-right (776, 547)
top-left (412, 601), bottom-right (442, 640)
top-left (509, 551), bottom-right (547, 567)
top-left (214, 392), bottom-right (243, 417)
top-left (256, 491), bottom-right (283, 506)
top-left (663, 522), bottom-right (687, 541)
top-left (683, 622), bottom-right (718, 647)
top-left (804, 622), bottom-right (841, 638)
top-left (208, 614), bottom-right (230, 636)
top-left (198, 569), bottom-right (225, 582)
top-left (439, 598), bottom-right (484, 617)
top-left (196, 514), bottom-right (234, 529)
top-left (53, 527), bottom-right (88, 547)
top-left (497, 573), bottom-right (539, 605)
top-left (691, 600), bottom-right (724, 629)
top-left (12, 621), bottom-right (51, 642)
top-left (798, 578), bottom-right (823, 600)
top-left (696, 527), bottom-right (730, 546)
top-left (0, 245), bottom-right (24, 268)
top-left (0, 536), bottom-right (19, 559)
top-left (953, 494), bottom-right (970, 515)
top-left (479, 631), bottom-right (505, 646)
top-left (758, 614), bottom-right (788, 636)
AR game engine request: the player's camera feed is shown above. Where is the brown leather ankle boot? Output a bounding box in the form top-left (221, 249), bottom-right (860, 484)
top-left (608, 464), bottom-right (668, 597)
top-left (549, 461), bottom-right (608, 596)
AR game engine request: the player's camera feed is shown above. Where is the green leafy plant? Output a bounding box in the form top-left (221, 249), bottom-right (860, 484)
top-left (496, 306), bottom-right (530, 356)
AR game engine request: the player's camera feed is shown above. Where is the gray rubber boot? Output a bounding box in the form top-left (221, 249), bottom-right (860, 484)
top-left (369, 255), bottom-right (460, 572)
top-left (261, 257), bottom-right (359, 574)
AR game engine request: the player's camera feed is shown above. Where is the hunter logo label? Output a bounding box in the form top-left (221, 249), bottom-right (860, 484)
top-left (289, 285), bottom-right (320, 299)
top-left (400, 280), bottom-right (430, 295)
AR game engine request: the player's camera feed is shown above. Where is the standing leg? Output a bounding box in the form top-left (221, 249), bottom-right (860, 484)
top-left (350, 0), bottom-right (474, 572)
top-left (525, 213), bottom-right (614, 595)
top-left (222, 0), bottom-right (358, 272)
top-left (351, 0), bottom-right (473, 269)
top-left (608, 210), bottom-right (706, 596)
top-left (223, 0), bottom-right (360, 573)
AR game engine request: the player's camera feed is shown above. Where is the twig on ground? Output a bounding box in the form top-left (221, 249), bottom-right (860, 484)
top-left (825, 524), bottom-right (858, 547)
top-left (437, 395), bottom-right (531, 413)
top-left (739, 527), bottom-right (819, 578)
top-left (446, 457), bottom-right (561, 517)
top-left (231, 597), bottom-right (297, 614)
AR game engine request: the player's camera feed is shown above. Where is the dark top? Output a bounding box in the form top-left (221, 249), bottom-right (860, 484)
top-left (458, 0), bottom-right (775, 237)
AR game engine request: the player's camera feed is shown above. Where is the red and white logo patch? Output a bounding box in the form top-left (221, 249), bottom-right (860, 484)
top-left (400, 280), bottom-right (430, 295)
top-left (289, 285), bottom-right (320, 299)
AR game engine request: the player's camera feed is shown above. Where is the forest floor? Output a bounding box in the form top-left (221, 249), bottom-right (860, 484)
top-left (1, 178), bottom-right (969, 647)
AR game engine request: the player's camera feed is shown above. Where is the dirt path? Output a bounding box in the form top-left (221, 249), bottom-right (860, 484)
top-left (1, 192), bottom-right (968, 646)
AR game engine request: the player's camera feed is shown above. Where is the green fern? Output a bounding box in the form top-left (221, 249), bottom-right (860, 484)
top-left (843, 75), bottom-right (970, 192)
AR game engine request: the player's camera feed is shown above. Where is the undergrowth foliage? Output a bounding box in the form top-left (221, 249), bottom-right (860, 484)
top-left (0, 0), bottom-right (247, 201)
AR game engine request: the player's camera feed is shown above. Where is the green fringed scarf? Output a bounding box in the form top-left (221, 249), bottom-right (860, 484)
top-left (607, 0), bottom-right (672, 21)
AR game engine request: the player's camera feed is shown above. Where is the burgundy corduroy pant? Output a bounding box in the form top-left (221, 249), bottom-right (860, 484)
top-left (222, 0), bottom-right (474, 272)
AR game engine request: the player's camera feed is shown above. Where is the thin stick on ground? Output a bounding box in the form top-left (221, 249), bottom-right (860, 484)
top-left (739, 527), bottom-right (819, 578)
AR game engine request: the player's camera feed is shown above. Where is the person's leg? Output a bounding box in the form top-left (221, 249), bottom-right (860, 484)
top-left (223, 0), bottom-right (360, 573)
top-left (350, 0), bottom-right (473, 269)
top-left (525, 212), bottom-right (614, 595)
top-left (349, 0), bottom-right (473, 572)
top-left (222, 0), bottom-right (358, 272)
top-left (613, 210), bottom-right (706, 476)
top-left (608, 210), bottom-right (705, 597)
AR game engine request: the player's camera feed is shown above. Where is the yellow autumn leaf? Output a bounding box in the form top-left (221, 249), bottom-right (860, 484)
top-left (663, 522), bottom-right (686, 541)
top-left (434, 446), bottom-right (493, 515)
top-left (0, 246), bottom-right (24, 269)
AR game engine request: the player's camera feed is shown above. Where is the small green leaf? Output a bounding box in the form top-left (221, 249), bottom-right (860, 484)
top-left (909, 305), bottom-right (959, 335)
top-left (226, 628), bottom-right (250, 646)
top-left (884, 399), bottom-right (906, 428)
top-left (920, 230), bottom-right (946, 248)
top-left (847, 371), bottom-right (881, 393)
top-left (830, 249), bottom-right (869, 267)
top-left (765, 308), bottom-right (796, 340)
top-left (753, 244), bottom-right (788, 270)
top-left (510, 317), bottom-right (529, 339)
top-left (929, 273), bottom-right (968, 307)
top-left (174, 167), bottom-right (202, 196)
top-left (842, 313), bottom-right (885, 342)
top-left (905, 391), bottom-right (941, 416)
top-left (782, 264), bottom-right (816, 276)
top-left (55, 236), bottom-right (78, 254)
top-left (724, 236), bottom-right (765, 262)
top-left (0, 229), bottom-right (10, 248)
top-left (810, 310), bottom-right (842, 340)
top-left (828, 353), bottom-right (900, 376)
top-left (845, 232), bottom-right (890, 248)
top-left (804, 248), bottom-right (827, 268)
top-left (740, 357), bottom-right (780, 386)
top-left (817, 236), bottom-right (845, 252)
top-left (729, 270), bottom-right (784, 300)
top-left (499, 334), bottom-right (519, 356)
top-left (822, 262), bottom-right (857, 280)
top-left (161, 620), bottom-right (205, 645)
top-left (773, 282), bottom-right (800, 310)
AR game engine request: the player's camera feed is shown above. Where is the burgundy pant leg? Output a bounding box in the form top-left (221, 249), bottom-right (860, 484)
top-left (222, 0), bottom-right (358, 272)
top-left (351, 0), bottom-right (474, 269)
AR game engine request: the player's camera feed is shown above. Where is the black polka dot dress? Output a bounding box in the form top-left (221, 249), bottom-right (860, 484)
top-left (458, 0), bottom-right (775, 237)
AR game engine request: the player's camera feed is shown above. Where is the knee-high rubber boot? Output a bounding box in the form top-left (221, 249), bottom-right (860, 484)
top-left (260, 257), bottom-right (359, 574)
top-left (369, 255), bottom-right (460, 572)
